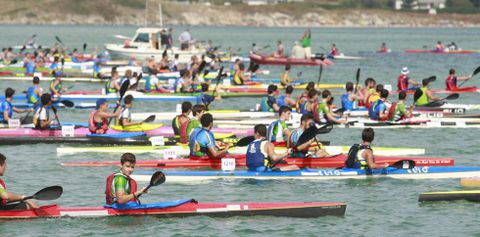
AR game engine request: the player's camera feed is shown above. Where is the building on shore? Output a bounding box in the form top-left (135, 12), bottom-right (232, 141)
top-left (394, 0), bottom-right (446, 14)
top-left (242, 0), bottom-right (304, 5)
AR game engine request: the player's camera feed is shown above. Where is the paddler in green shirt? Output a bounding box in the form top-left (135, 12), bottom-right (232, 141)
top-left (267, 106), bottom-right (292, 143)
top-left (389, 91), bottom-right (413, 121)
top-left (105, 153), bottom-right (147, 205)
top-left (179, 104), bottom-right (205, 144)
top-left (301, 28), bottom-right (312, 59)
top-left (315, 90), bottom-right (347, 124)
top-left (415, 78), bottom-right (441, 106)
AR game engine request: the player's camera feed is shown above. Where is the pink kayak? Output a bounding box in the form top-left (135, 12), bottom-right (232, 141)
top-left (249, 53), bottom-right (333, 66)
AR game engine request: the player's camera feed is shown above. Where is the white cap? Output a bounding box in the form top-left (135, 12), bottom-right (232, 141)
top-left (401, 67), bottom-right (410, 75)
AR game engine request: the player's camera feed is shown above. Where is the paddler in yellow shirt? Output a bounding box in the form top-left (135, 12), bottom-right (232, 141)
top-left (415, 78), bottom-right (442, 106)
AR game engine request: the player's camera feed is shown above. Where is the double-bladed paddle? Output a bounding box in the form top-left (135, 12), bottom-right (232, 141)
top-left (458, 66), bottom-right (480, 87)
top-left (354, 68), bottom-right (361, 93)
top-left (82, 43), bottom-right (87, 53)
top-left (108, 80), bottom-right (130, 125)
top-left (7, 186), bottom-right (63, 204)
top-left (205, 66), bottom-right (224, 111)
top-left (140, 115), bottom-right (156, 124)
top-left (316, 64), bottom-right (323, 90)
top-left (389, 160), bottom-right (415, 169)
top-left (136, 171), bottom-right (166, 199)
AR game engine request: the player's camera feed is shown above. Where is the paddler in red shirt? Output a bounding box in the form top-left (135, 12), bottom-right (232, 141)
top-left (445, 68), bottom-right (471, 90)
top-left (330, 43), bottom-right (338, 57)
top-left (397, 67), bottom-right (420, 91)
top-left (359, 78), bottom-right (376, 107)
top-left (0, 153), bottom-right (39, 210)
top-left (89, 99), bottom-right (121, 134)
top-left (378, 42), bottom-right (389, 53)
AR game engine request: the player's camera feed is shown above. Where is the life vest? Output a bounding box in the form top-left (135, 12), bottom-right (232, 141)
top-left (280, 72), bottom-right (290, 86)
top-left (246, 139), bottom-right (269, 169)
top-left (105, 172), bottom-right (138, 205)
top-left (179, 119), bottom-right (191, 144)
top-left (50, 80), bottom-right (62, 95)
top-left (295, 94), bottom-right (307, 112)
top-left (117, 107), bottom-right (130, 127)
top-left (277, 95), bottom-right (287, 107)
top-left (287, 128), bottom-right (307, 157)
top-left (105, 80), bottom-right (117, 94)
top-left (0, 101), bottom-right (13, 122)
top-left (267, 120), bottom-right (285, 142)
top-left (260, 96), bottom-right (275, 112)
top-left (312, 102), bottom-right (328, 123)
top-left (25, 61), bottom-right (35, 74)
top-left (233, 70), bottom-right (243, 85)
top-left (415, 87), bottom-right (429, 106)
top-left (369, 99), bottom-right (386, 121)
top-left (0, 179), bottom-right (8, 206)
top-left (330, 47), bottom-right (338, 56)
top-left (445, 75), bottom-right (457, 90)
top-left (189, 127), bottom-right (212, 157)
top-left (387, 102), bottom-right (398, 121)
top-left (341, 93), bottom-right (354, 111)
top-left (33, 106), bottom-right (50, 129)
top-left (26, 86), bottom-right (40, 104)
top-left (365, 92), bottom-right (380, 110)
top-left (172, 114), bottom-right (189, 136)
top-left (89, 111), bottom-right (108, 134)
top-left (397, 74), bottom-right (409, 91)
top-left (345, 144), bottom-right (372, 169)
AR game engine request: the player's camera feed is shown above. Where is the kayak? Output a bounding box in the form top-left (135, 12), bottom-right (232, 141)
top-left (460, 177), bottom-right (480, 187)
top-left (249, 53), bottom-right (333, 66)
top-left (0, 76), bottom-right (106, 82)
top-left (110, 123), bottom-right (163, 132)
top-left (418, 190), bottom-right (480, 202)
top-left (0, 200), bottom-right (346, 219)
top-left (405, 49), bottom-right (477, 54)
top-left (327, 54), bottom-right (364, 60)
top-left (390, 86), bottom-right (479, 95)
top-left (56, 144), bottom-right (426, 156)
top-left (131, 166), bottom-right (480, 182)
top-left (62, 154), bottom-right (453, 168)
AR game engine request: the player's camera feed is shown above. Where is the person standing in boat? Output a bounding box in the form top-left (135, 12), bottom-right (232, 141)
top-left (301, 28), bottom-right (312, 59)
top-left (105, 153), bottom-right (147, 205)
top-left (33, 93), bottom-right (55, 129)
top-left (267, 106), bottom-right (292, 143)
top-left (189, 113), bottom-right (229, 159)
top-left (247, 124), bottom-right (297, 172)
top-left (26, 76), bottom-right (43, 104)
top-left (0, 154), bottom-right (39, 210)
top-left (0, 88), bottom-right (32, 124)
top-left (415, 79), bottom-right (442, 106)
top-left (89, 99), bottom-right (121, 134)
top-left (178, 29), bottom-right (192, 51)
top-left (167, 28), bottom-right (174, 50)
top-left (397, 67), bottom-right (421, 91)
top-left (341, 82), bottom-right (364, 112)
top-left (287, 114), bottom-right (330, 158)
top-left (345, 128), bottom-right (389, 169)
top-left (160, 29), bottom-right (169, 49)
top-left (445, 68), bottom-right (471, 91)
top-left (172, 101), bottom-right (192, 136)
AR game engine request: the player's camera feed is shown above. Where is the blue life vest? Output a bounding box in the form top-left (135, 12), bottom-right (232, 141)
top-left (25, 61), bottom-right (35, 74)
top-left (199, 93), bottom-right (214, 106)
top-left (299, 101), bottom-right (311, 115)
top-left (341, 93), bottom-right (354, 111)
top-left (260, 96), bottom-right (276, 112)
top-left (345, 144), bottom-right (372, 169)
top-left (246, 139), bottom-right (268, 169)
top-left (27, 86), bottom-right (40, 104)
top-left (369, 99), bottom-right (385, 120)
top-left (189, 127), bottom-right (214, 156)
top-left (0, 101), bottom-right (13, 122)
top-left (277, 95), bottom-right (287, 107)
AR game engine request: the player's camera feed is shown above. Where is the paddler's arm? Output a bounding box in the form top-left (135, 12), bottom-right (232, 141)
top-left (326, 112), bottom-right (346, 124)
top-left (458, 75), bottom-right (472, 81)
top-left (13, 107), bottom-right (33, 113)
top-left (265, 142), bottom-right (289, 162)
top-left (426, 90), bottom-right (441, 101)
top-left (408, 79), bottom-right (421, 86)
top-left (296, 138), bottom-right (313, 152)
top-left (207, 144), bottom-right (229, 159)
top-left (364, 149), bottom-right (388, 169)
top-left (115, 187), bottom-right (147, 205)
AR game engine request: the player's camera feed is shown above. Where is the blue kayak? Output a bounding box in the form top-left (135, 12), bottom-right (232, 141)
top-left (131, 166), bottom-right (480, 182)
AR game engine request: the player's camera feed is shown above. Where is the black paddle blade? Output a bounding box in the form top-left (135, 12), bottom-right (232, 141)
top-left (59, 100), bottom-right (74, 108)
top-left (51, 106), bottom-right (58, 114)
top-left (389, 160), bottom-right (415, 169)
top-left (356, 68), bottom-right (360, 82)
top-left (198, 61), bottom-right (207, 74)
top-left (317, 124), bottom-right (333, 134)
top-left (236, 136), bottom-right (255, 147)
top-left (162, 49), bottom-right (167, 58)
top-left (215, 66), bottom-right (224, 80)
top-left (150, 171), bottom-right (166, 187)
top-left (445, 93), bottom-right (459, 100)
top-left (295, 125), bottom-right (318, 148)
top-left (413, 88), bottom-right (423, 103)
top-left (82, 43), bottom-right (87, 52)
top-left (251, 64), bottom-right (260, 73)
top-left (473, 66), bottom-right (480, 77)
top-left (143, 115), bottom-right (156, 123)
top-left (27, 186), bottom-right (63, 201)
top-left (427, 76), bottom-right (436, 82)
top-left (119, 80), bottom-right (130, 97)
top-left (55, 36), bottom-right (63, 45)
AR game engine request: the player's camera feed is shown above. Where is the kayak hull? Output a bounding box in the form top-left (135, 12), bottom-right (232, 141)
top-left (249, 53), bottom-right (332, 66)
top-left (0, 201), bottom-right (346, 219)
top-left (419, 190), bottom-right (480, 202)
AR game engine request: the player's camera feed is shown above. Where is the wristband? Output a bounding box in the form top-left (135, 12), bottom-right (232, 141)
top-left (132, 192), bottom-right (137, 199)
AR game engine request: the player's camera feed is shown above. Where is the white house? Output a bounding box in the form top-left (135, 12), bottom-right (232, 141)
top-left (242, 0), bottom-right (303, 5)
top-left (394, 0), bottom-right (446, 10)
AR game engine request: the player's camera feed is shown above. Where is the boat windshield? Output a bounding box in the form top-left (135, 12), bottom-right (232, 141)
top-left (133, 33), bottom-right (149, 43)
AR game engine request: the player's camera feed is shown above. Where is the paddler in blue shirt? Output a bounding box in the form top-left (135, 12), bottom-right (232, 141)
top-left (415, 78), bottom-right (442, 106)
top-left (0, 88), bottom-right (32, 124)
top-left (189, 113), bottom-right (229, 159)
top-left (341, 82), bottom-right (363, 112)
top-left (23, 53), bottom-right (36, 75)
top-left (295, 82), bottom-right (315, 112)
top-left (299, 89), bottom-right (318, 115)
top-left (369, 89), bottom-right (389, 121)
top-left (277, 85), bottom-right (296, 107)
top-left (49, 56), bottom-right (60, 76)
top-left (287, 114), bottom-right (330, 158)
top-left (260, 84), bottom-right (280, 112)
top-left (345, 128), bottom-right (388, 169)
top-left (199, 83), bottom-right (221, 107)
top-left (246, 124), bottom-right (297, 172)
top-left (26, 76), bottom-right (43, 104)
top-left (0, 153), bottom-right (39, 210)
top-left (267, 106), bottom-right (292, 143)
top-left (105, 153), bottom-right (147, 205)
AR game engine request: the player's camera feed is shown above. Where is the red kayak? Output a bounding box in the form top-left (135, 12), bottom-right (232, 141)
top-left (62, 154), bottom-right (454, 168)
top-left (249, 53), bottom-right (333, 66)
top-left (1, 201), bottom-right (346, 219)
top-left (405, 50), bottom-right (477, 54)
top-left (390, 86), bottom-right (479, 95)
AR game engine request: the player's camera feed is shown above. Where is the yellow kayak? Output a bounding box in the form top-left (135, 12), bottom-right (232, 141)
top-left (208, 83), bottom-right (344, 90)
top-left (110, 123), bottom-right (164, 132)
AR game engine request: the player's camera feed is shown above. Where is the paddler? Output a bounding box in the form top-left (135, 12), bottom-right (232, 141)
top-left (0, 88), bottom-right (32, 124)
top-left (50, 71), bottom-right (66, 97)
top-left (172, 101), bottom-right (192, 136)
top-left (299, 89), bottom-right (318, 115)
top-left (105, 153), bottom-right (147, 205)
top-left (329, 43), bottom-right (338, 57)
top-left (295, 81), bottom-right (315, 112)
top-left (397, 67), bottom-right (420, 91)
top-left (368, 89), bottom-right (389, 121)
top-left (189, 113), bottom-right (229, 159)
top-left (0, 153), bottom-right (39, 210)
top-left (314, 90), bottom-right (347, 124)
top-left (105, 70), bottom-right (121, 94)
top-left (287, 114), bottom-right (330, 158)
top-left (49, 56), bottom-right (60, 76)
top-left (415, 78), bottom-right (442, 106)
top-left (26, 76), bottom-right (43, 104)
top-left (359, 78), bottom-right (376, 107)
top-left (345, 128), bottom-right (389, 169)
top-left (117, 95), bottom-right (139, 127)
top-left (378, 42), bottom-right (389, 53)
top-left (445, 68), bottom-right (471, 90)
top-left (272, 40), bottom-right (284, 58)
top-left (301, 28), bottom-right (312, 59)
top-left (260, 84), bottom-right (280, 112)
top-left (180, 104), bottom-right (205, 144)
top-left (365, 84), bottom-right (383, 110)
top-left (199, 83), bottom-right (221, 107)
top-left (232, 63), bottom-right (250, 85)
top-left (33, 93), bottom-right (55, 129)
top-left (341, 82), bottom-right (364, 112)
top-left (277, 85), bottom-right (296, 107)
top-left (89, 99), bottom-right (121, 134)
top-left (435, 41), bottom-right (445, 52)
top-left (267, 106), bottom-right (292, 143)
top-left (247, 124), bottom-right (297, 172)
top-left (280, 64), bottom-right (292, 86)
top-left (174, 70), bottom-right (195, 93)
top-left (388, 91), bottom-right (413, 121)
